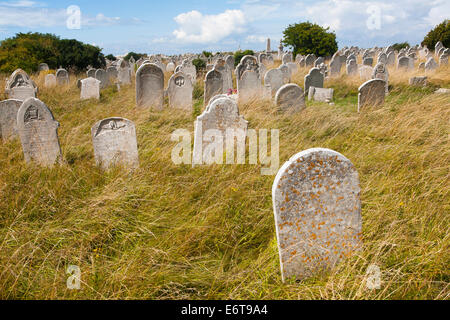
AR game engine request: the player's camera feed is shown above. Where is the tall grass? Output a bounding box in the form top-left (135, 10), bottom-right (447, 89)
top-left (0, 62), bottom-right (448, 299)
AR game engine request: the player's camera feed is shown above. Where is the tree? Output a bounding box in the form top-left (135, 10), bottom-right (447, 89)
top-left (233, 50), bottom-right (254, 67)
top-left (124, 52), bottom-right (146, 62)
top-left (422, 19), bottom-right (450, 49)
top-left (202, 51), bottom-right (212, 58)
top-left (0, 32), bottom-right (105, 73)
top-left (192, 58), bottom-right (206, 70)
top-left (105, 54), bottom-right (117, 61)
top-left (392, 42), bottom-right (410, 51)
top-left (282, 22), bottom-right (338, 58)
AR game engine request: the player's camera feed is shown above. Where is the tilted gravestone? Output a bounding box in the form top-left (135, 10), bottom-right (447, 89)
top-left (264, 68), bottom-right (284, 96)
top-left (136, 63), bottom-right (164, 110)
top-left (304, 68), bottom-right (324, 94)
top-left (44, 74), bottom-right (56, 88)
top-left (329, 55), bottom-right (342, 77)
top-left (56, 68), bottom-right (69, 85)
top-left (16, 98), bottom-right (62, 166)
top-left (91, 117), bottom-right (139, 170)
top-left (5, 69), bottom-right (37, 100)
top-left (377, 52), bottom-right (387, 65)
top-left (278, 64), bottom-right (291, 84)
top-left (371, 62), bottom-right (389, 94)
top-left (193, 97), bottom-right (248, 165)
top-left (204, 69), bottom-right (224, 107)
top-left (0, 99), bottom-right (22, 141)
top-left (167, 71), bottom-right (193, 110)
top-left (272, 148), bottom-right (362, 281)
top-left (80, 77), bottom-right (101, 100)
top-left (95, 69), bottom-right (109, 89)
top-left (275, 84), bottom-right (305, 113)
top-left (314, 57), bottom-right (324, 67)
top-left (308, 87), bottom-right (334, 102)
top-left (425, 57), bottom-right (438, 71)
top-left (358, 79), bottom-right (386, 112)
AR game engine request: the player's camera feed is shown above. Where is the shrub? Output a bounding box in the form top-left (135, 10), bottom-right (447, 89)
top-left (233, 50), bottom-right (254, 66)
top-left (392, 42), bottom-right (410, 51)
top-left (422, 19), bottom-right (450, 49)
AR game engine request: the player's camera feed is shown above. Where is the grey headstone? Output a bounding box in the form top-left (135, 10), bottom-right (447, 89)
top-left (0, 99), bottom-right (22, 141)
top-left (304, 68), bottom-right (324, 94)
top-left (275, 84), bottom-right (305, 113)
top-left (80, 77), bottom-right (101, 100)
top-left (56, 69), bottom-right (69, 85)
top-left (95, 69), bottom-right (109, 89)
top-left (264, 68), bottom-right (284, 96)
top-left (5, 69), bottom-right (37, 100)
top-left (167, 71), bottom-right (193, 110)
top-left (44, 74), bottom-right (56, 88)
top-left (238, 70), bottom-right (262, 104)
top-left (358, 79), bottom-right (386, 112)
top-left (136, 63), bottom-right (164, 110)
top-left (409, 76), bottom-right (427, 87)
top-left (372, 63), bottom-right (389, 94)
top-left (308, 86), bottom-right (334, 102)
top-left (204, 69), bottom-right (223, 107)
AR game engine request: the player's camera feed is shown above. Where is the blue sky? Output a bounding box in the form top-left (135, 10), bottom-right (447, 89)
top-left (0, 0), bottom-right (449, 55)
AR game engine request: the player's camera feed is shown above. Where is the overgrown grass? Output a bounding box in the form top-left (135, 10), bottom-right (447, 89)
top-left (0, 63), bottom-right (448, 299)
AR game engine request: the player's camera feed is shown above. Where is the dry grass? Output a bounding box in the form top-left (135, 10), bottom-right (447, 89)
top-left (0, 62), bottom-right (448, 300)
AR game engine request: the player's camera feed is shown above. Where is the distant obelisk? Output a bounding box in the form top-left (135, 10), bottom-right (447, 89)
top-left (266, 38), bottom-right (271, 53)
top-left (278, 40), bottom-right (283, 59)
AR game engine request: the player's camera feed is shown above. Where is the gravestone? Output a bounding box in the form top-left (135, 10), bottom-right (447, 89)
top-left (87, 68), bottom-right (96, 78)
top-left (225, 55), bottom-right (235, 71)
top-left (136, 63), bottom-right (164, 110)
top-left (238, 70), bottom-right (261, 104)
top-left (371, 62), bottom-right (389, 94)
top-left (80, 77), bottom-right (101, 100)
top-left (95, 69), bottom-right (109, 89)
top-left (278, 64), bottom-right (291, 83)
top-left (377, 52), bottom-right (387, 65)
top-left (425, 57), bottom-right (438, 71)
top-left (305, 54), bottom-right (316, 67)
top-left (304, 68), bottom-right (324, 94)
top-left (38, 63), bottom-right (49, 72)
top-left (314, 57), bottom-right (324, 67)
top-left (5, 69), bottom-right (37, 100)
top-left (363, 57), bottom-right (373, 66)
top-left (167, 71), bottom-right (193, 110)
top-left (397, 56), bottom-right (412, 71)
top-left (44, 74), bottom-right (56, 88)
top-left (329, 56), bottom-right (342, 77)
top-left (235, 55), bottom-right (260, 84)
top-left (272, 148), bottom-right (362, 281)
top-left (358, 79), bottom-right (386, 112)
top-left (166, 62), bottom-right (176, 72)
top-left (275, 84), bottom-right (305, 113)
top-left (56, 69), bottom-right (69, 85)
top-left (193, 97), bottom-right (248, 165)
top-left (386, 51), bottom-right (395, 66)
top-left (264, 68), bottom-right (284, 96)
top-left (118, 60), bottom-right (131, 85)
top-left (346, 59), bottom-right (358, 75)
top-left (0, 99), bottom-right (22, 141)
top-left (179, 59), bottom-right (197, 82)
top-left (106, 66), bottom-right (118, 81)
top-left (214, 59), bottom-right (233, 92)
top-left (91, 117), bottom-right (139, 170)
top-left (286, 62), bottom-right (299, 75)
top-left (439, 54), bottom-right (448, 66)
top-left (17, 97), bottom-right (62, 166)
top-left (359, 65), bottom-right (373, 81)
top-left (308, 87), bottom-right (334, 102)
top-left (204, 69), bottom-right (224, 106)
top-left (282, 52), bottom-right (293, 64)
top-left (409, 76), bottom-right (427, 87)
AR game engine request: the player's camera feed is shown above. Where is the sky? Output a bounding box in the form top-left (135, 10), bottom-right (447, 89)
top-left (0, 0), bottom-right (449, 55)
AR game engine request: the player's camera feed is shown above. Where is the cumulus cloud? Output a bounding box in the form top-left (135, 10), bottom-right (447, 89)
top-left (173, 9), bottom-right (247, 43)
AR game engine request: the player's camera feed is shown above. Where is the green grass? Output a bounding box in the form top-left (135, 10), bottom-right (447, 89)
top-left (0, 65), bottom-right (448, 299)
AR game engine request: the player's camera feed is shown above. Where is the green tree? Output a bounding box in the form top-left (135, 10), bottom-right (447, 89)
top-left (422, 19), bottom-right (450, 49)
top-left (202, 51), bottom-right (212, 58)
top-left (233, 50), bottom-right (254, 67)
top-left (124, 52), bottom-right (146, 62)
top-left (192, 58), bottom-right (206, 70)
top-left (105, 54), bottom-right (117, 61)
top-left (392, 42), bottom-right (410, 51)
top-left (282, 22), bottom-right (338, 57)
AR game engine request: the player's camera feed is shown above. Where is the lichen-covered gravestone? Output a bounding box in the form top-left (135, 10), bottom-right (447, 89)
top-left (409, 76), bottom-right (427, 87)
top-left (91, 117), bottom-right (139, 170)
top-left (0, 99), bottom-right (22, 141)
top-left (272, 148), bottom-right (362, 281)
top-left (193, 97), bottom-right (248, 165)
top-left (275, 84), bottom-right (305, 113)
top-left (17, 98), bottom-right (62, 166)
top-left (56, 68), bottom-right (69, 85)
top-left (136, 63), bottom-right (164, 110)
top-left (358, 79), bottom-right (386, 112)
top-left (304, 68), bottom-right (324, 94)
top-left (204, 69), bottom-right (223, 107)
top-left (5, 69), bottom-right (37, 100)
top-left (167, 71), bottom-right (193, 110)
top-left (80, 77), bottom-right (101, 100)
top-left (372, 62), bottom-right (389, 94)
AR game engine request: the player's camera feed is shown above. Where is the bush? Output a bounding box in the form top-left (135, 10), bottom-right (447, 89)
top-left (202, 51), bottom-right (212, 58)
top-left (392, 42), bottom-right (410, 51)
top-left (282, 21), bottom-right (338, 57)
top-left (233, 50), bottom-right (254, 66)
top-left (0, 32), bottom-right (105, 74)
top-left (422, 19), bottom-right (450, 49)
top-left (105, 54), bottom-right (117, 61)
top-left (192, 58), bottom-right (206, 70)
top-left (124, 52), bottom-right (146, 62)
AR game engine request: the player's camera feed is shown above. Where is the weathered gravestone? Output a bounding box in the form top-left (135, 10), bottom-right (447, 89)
top-left (38, 63), bottom-right (49, 72)
top-left (282, 52), bottom-right (293, 64)
top-left (377, 52), bottom-right (387, 65)
top-left (214, 59), bottom-right (233, 92)
top-left (264, 68), bottom-right (284, 96)
top-left (397, 56), bottom-right (413, 71)
top-left (314, 57), bottom-right (324, 67)
top-left (305, 54), bottom-right (316, 67)
top-left (193, 97), bottom-right (248, 165)
top-left (425, 57), bottom-right (438, 71)
top-left (179, 59), bottom-right (197, 82)
top-left (118, 60), bottom-right (131, 85)
top-left (56, 69), bottom-right (69, 85)
top-left (5, 69), bottom-right (37, 100)
top-left (304, 68), bottom-right (324, 94)
top-left (17, 98), bottom-right (62, 166)
top-left (235, 55), bottom-right (260, 85)
top-left (363, 57), bottom-right (373, 66)
top-left (87, 68), bottom-right (96, 78)
top-left (106, 66), bottom-right (118, 81)
top-left (330, 55), bottom-right (342, 77)
top-left (372, 62), bottom-right (389, 94)
top-left (439, 54), bottom-right (448, 66)
top-left (167, 71), bottom-right (193, 110)
top-left (136, 63), bottom-right (164, 110)
top-left (238, 70), bottom-right (262, 104)
top-left (409, 76), bottom-right (427, 87)
top-left (386, 51), bottom-right (395, 66)
top-left (359, 65), bottom-right (374, 81)
top-left (44, 74), bottom-right (56, 88)
top-left (80, 77), bottom-right (101, 100)
top-left (346, 59), bottom-right (358, 76)
top-left (308, 87), bottom-right (334, 102)
top-left (286, 62), bottom-right (299, 75)
top-left (95, 69), bottom-right (109, 89)
top-left (204, 69), bottom-right (224, 107)
top-left (91, 117), bottom-right (139, 170)
top-left (166, 62), bottom-right (176, 72)
top-left (358, 79), bottom-right (386, 112)
top-left (275, 84), bottom-right (305, 113)
top-left (278, 64), bottom-right (291, 84)
top-left (0, 99), bottom-right (22, 141)
top-left (272, 148), bottom-right (362, 281)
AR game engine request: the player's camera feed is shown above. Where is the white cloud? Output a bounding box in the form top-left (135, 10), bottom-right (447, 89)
top-left (173, 9), bottom-right (247, 43)
top-left (0, 0), bottom-right (39, 7)
top-left (245, 35), bottom-right (266, 43)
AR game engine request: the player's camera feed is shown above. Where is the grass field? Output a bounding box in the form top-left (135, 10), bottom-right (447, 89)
top-left (0, 62), bottom-right (448, 299)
